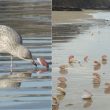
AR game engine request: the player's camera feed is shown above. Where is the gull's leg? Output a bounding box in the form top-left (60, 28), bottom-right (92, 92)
top-left (10, 55), bottom-right (13, 74)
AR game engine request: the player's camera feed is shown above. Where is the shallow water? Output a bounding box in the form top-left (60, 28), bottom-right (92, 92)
top-left (52, 11), bottom-right (110, 110)
top-left (0, 0), bottom-right (51, 109)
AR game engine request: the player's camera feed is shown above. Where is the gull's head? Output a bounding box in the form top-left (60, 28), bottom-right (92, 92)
top-left (15, 46), bottom-right (37, 67)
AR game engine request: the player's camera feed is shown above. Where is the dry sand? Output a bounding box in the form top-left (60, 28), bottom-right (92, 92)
top-left (52, 10), bottom-right (99, 24)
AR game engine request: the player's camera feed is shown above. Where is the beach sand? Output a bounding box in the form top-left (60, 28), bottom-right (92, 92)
top-left (52, 10), bottom-right (98, 24)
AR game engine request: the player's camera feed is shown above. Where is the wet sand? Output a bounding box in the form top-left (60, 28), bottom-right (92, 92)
top-left (52, 10), bottom-right (110, 110)
top-left (52, 10), bottom-right (108, 41)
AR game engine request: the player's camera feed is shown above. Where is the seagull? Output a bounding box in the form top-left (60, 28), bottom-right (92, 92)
top-left (0, 25), bottom-right (37, 73)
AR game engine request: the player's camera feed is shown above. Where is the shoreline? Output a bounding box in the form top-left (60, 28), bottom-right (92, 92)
top-left (52, 10), bottom-right (109, 42)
